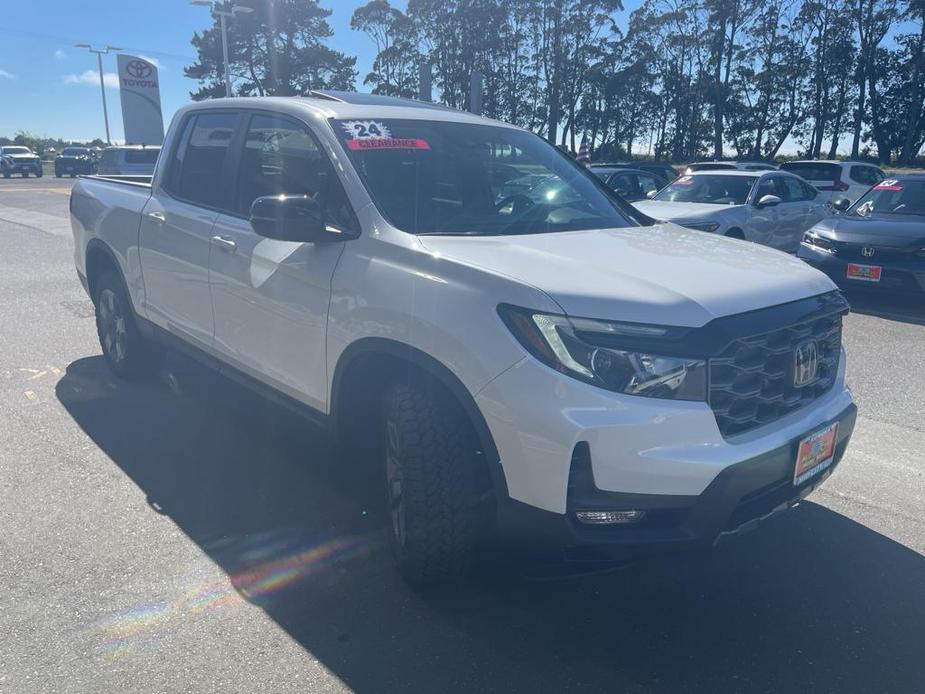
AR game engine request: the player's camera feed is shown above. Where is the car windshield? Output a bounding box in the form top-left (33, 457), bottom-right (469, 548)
top-left (3, 147), bottom-right (30, 154)
top-left (850, 179), bottom-right (925, 217)
top-left (688, 163), bottom-right (734, 171)
top-left (62, 148), bottom-right (88, 156)
top-left (652, 174), bottom-right (757, 205)
top-left (331, 118), bottom-right (635, 235)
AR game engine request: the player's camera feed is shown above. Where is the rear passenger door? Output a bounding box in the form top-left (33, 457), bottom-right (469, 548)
top-left (140, 111), bottom-right (240, 348)
top-left (208, 112), bottom-right (355, 412)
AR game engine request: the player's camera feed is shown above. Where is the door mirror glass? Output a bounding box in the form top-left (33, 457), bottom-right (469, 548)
top-left (646, 189), bottom-right (658, 199)
top-left (249, 195), bottom-right (344, 242)
top-left (831, 197), bottom-right (852, 213)
top-left (756, 194), bottom-right (782, 208)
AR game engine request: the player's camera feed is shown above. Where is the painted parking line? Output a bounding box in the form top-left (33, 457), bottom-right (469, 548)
top-left (0, 203), bottom-right (71, 237)
top-left (0, 187), bottom-right (72, 195)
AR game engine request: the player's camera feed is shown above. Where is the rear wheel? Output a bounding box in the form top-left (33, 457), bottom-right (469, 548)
top-left (94, 271), bottom-right (163, 379)
top-left (21, 172), bottom-right (28, 178)
top-left (383, 382), bottom-right (489, 586)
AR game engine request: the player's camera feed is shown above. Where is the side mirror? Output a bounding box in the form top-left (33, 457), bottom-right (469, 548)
top-left (646, 189), bottom-right (658, 199)
top-left (831, 197), bottom-right (852, 213)
top-left (756, 194), bottom-right (782, 208)
top-left (249, 194), bottom-right (346, 243)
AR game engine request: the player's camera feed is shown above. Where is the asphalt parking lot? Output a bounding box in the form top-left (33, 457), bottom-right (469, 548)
top-left (1, 177), bottom-right (923, 694)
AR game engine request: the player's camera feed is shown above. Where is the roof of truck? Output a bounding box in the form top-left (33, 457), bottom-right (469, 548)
top-left (179, 93), bottom-right (519, 129)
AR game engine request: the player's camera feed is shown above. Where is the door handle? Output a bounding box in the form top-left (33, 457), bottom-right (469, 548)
top-left (146, 211), bottom-right (166, 223)
top-left (210, 235), bottom-right (237, 252)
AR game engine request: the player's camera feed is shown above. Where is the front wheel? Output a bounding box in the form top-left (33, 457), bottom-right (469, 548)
top-left (94, 271), bottom-right (163, 379)
top-left (383, 382), bottom-right (489, 586)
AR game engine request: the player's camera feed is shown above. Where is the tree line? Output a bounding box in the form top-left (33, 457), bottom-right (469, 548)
top-left (186, 0), bottom-right (925, 165)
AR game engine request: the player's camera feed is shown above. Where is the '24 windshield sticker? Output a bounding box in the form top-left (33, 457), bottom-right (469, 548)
top-left (873, 179), bottom-right (903, 191)
top-left (339, 120), bottom-right (431, 151)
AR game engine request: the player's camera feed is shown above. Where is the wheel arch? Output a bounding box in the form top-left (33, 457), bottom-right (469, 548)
top-left (725, 226), bottom-right (746, 240)
top-left (330, 338), bottom-right (507, 497)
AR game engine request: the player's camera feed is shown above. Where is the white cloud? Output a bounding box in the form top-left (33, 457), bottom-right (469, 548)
top-left (0, 69), bottom-right (15, 80)
top-left (137, 55), bottom-right (163, 70)
top-left (55, 49), bottom-right (67, 60)
top-left (63, 70), bottom-right (119, 89)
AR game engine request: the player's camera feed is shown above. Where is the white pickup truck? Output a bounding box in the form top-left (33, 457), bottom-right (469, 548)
top-left (71, 94), bottom-right (856, 584)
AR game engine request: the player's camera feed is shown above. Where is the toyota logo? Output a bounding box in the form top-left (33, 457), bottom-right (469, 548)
top-left (861, 247), bottom-right (875, 258)
top-left (793, 341), bottom-right (819, 388)
top-left (126, 60), bottom-right (153, 79)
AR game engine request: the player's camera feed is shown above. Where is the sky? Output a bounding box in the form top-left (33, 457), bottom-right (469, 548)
top-left (0, 0), bottom-right (409, 142)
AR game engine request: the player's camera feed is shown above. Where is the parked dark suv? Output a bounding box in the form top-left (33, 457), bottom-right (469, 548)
top-left (55, 147), bottom-right (98, 177)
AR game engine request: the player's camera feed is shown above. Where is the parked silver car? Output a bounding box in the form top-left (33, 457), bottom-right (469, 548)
top-left (96, 145), bottom-right (161, 176)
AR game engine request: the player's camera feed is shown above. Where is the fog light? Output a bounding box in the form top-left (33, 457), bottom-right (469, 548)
top-left (575, 510), bottom-right (645, 525)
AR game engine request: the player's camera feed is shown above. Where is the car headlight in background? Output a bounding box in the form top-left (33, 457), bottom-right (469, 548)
top-left (802, 230), bottom-right (835, 252)
top-left (498, 305), bottom-right (707, 401)
top-left (682, 221), bottom-right (721, 233)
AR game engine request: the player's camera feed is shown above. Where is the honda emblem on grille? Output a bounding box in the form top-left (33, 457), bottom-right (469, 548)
top-left (861, 246), bottom-right (875, 258)
top-left (793, 341), bottom-right (819, 388)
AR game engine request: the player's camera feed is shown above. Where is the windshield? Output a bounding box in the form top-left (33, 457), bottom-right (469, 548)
top-left (62, 148), bottom-right (88, 156)
top-left (653, 174), bottom-right (757, 205)
top-left (2, 146), bottom-right (30, 155)
top-left (850, 179), bottom-right (925, 217)
top-left (332, 118), bottom-right (635, 235)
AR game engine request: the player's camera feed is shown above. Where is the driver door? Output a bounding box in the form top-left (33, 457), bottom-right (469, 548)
top-left (746, 176), bottom-right (781, 247)
top-left (208, 112), bottom-right (356, 412)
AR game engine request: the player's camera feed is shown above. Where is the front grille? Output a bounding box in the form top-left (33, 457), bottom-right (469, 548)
top-left (709, 312), bottom-right (842, 437)
top-left (829, 241), bottom-right (916, 262)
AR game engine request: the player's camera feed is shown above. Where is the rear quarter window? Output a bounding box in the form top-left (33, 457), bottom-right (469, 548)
top-left (124, 149), bottom-right (159, 164)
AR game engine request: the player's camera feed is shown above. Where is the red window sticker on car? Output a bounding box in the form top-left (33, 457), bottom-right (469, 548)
top-left (345, 138), bottom-right (430, 151)
top-left (874, 179), bottom-right (903, 191)
top-left (675, 175), bottom-right (694, 185)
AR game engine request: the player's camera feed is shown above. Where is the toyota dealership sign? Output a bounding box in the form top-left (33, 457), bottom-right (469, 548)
top-left (117, 54), bottom-right (165, 145)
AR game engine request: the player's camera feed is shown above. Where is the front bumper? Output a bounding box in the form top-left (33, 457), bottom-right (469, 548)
top-left (799, 243), bottom-right (925, 293)
top-left (496, 402), bottom-right (856, 564)
top-left (3, 160), bottom-right (42, 173)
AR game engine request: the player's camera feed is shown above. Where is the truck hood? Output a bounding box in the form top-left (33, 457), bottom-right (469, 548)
top-left (419, 224), bottom-right (834, 327)
top-left (633, 200), bottom-right (735, 222)
top-left (4, 153), bottom-right (39, 160)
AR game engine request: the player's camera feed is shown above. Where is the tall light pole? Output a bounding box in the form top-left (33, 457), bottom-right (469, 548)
top-left (191, 1), bottom-right (254, 98)
top-left (74, 44), bottom-right (122, 144)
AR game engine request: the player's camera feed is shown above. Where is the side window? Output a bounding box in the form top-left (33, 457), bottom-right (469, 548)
top-left (781, 176), bottom-right (809, 202)
top-left (167, 112), bottom-right (237, 209)
top-left (609, 173), bottom-right (635, 196)
top-left (753, 177), bottom-right (777, 203)
top-left (236, 113), bottom-right (356, 231)
top-left (802, 180), bottom-right (819, 200)
top-left (851, 166), bottom-right (881, 186)
top-left (637, 173), bottom-right (661, 195)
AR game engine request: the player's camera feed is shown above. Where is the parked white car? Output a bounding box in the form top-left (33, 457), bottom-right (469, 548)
top-left (779, 160), bottom-right (886, 204)
top-left (634, 170), bottom-right (831, 252)
top-left (70, 95), bottom-right (855, 584)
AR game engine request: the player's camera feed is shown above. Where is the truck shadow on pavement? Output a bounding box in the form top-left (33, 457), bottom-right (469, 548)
top-left (57, 354), bottom-right (925, 693)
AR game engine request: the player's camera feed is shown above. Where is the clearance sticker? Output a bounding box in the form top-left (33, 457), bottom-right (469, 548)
top-left (873, 179), bottom-right (903, 191)
top-left (346, 138), bottom-right (430, 151)
top-left (339, 119), bottom-right (430, 151)
top-left (674, 175), bottom-right (694, 185)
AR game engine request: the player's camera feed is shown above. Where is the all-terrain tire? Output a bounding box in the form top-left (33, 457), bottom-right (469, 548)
top-left (383, 382), bottom-right (488, 586)
top-left (94, 271), bottom-right (163, 379)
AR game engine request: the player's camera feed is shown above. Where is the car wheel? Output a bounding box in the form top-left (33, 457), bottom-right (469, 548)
top-left (55, 172), bottom-right (62, 178)
top-left (382, 382), bottom-right (489, 586)
top-left (94, 271), bottom-right (163, 379)
top-left (70, 173), bottom-right (76, 178)
top-left (2, 172), bottom-right (9, 179)
top-left (21, 172), bottom-right (28, 178)
top-left (36, 171), bottom-right (43, 178)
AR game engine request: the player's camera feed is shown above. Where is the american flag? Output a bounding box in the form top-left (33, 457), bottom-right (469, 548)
top-left (576, 136), bottom-right (590, 166)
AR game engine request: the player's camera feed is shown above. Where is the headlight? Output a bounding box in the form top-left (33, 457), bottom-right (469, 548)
top-left (803, 230), bottom-right (834, 251)
top-left (682, 221), bottom-right (721, 233)
top-left (497, 305), bottom-right (707, 401)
